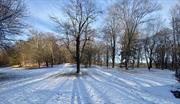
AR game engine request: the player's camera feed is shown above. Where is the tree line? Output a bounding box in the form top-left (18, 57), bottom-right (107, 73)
top-left (0, 0), bottom-right (180, 75)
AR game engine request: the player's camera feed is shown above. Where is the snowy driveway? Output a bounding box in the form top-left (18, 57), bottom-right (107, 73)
top-left (0, 64), bottom-right (179, 104)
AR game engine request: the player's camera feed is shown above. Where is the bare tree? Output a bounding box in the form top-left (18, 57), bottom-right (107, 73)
top-left (102, 30), bottom-right (111, 68)
top-left (112, 0), bottom-right (161, 69)
top-left (143, 18), bottom-right (163, 70)
top-left (170, 2), bottom-right (180, 75)
top-left (153, 28), bottom-right (171, 70)
top-left (103, 7), bottom-right (121, 68)
top-left (42, 33), bottom-right (58, 67)
top-left (144, 36), bottom-right (156, 70)
top-left (0, 0), bottom-right (26, 48)
top-left (15, 31), bottom-right (59, 68)
top-left (51, 0), bottom-right (98, 73)
top-left (29, 30), bottom-right (45, 68)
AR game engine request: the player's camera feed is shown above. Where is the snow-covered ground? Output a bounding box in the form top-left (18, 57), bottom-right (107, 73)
top-left (0, 63), bottom-right (179, 104)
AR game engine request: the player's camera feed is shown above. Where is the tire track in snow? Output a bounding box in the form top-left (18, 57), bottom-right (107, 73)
top-left (0, 65), bottom-right (68, 93)
top-left (0, 74), bottom-right (70, 104)
top-left (88, 68), bottom-right (177, 104)
top-left (86, 70), bottom-right (143, 104)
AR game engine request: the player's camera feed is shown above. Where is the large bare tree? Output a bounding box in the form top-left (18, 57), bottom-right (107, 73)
top-left (112, 0), bottom-right (161, 69)
top-left (51, 0), bottom-right (98, 73)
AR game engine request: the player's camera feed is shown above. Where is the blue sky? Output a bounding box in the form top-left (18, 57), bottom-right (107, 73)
top-left (25, 0), bottom-right (179, 33)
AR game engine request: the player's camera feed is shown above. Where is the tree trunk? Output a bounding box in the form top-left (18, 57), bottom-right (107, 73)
top-left (38, 61), bottom-right (40, 68)
top-left (106, 47), bottom-right (109, 68)
top-left (132, 60), bottom-right (135, 69)
top-left (76, 36), bottom-right (80, 73)
top-left (51, 54), bottom-right (53, 67)
top-left (125, 57), bottom-right (128, 70)
top-left (137, 49), bottom-right (141, 68)
top-left (165, 56), bottom-right (168, 69)
top-left (149, 58), bottom-right (152, 69)
top-left (161, 57), bottom-right (164, 70)
top-left (112, 37), bottom-right (116, 68)
top-left (144, 49), bottom-right (150, 71)
top-left (171, 58), bottom-right (174, 71)
top-left (98, 52), bottom-right (101, 66)
top-left (88, 54), bottom-right (92, 67)
top-left (137, 57), bottom-right (140, 68)
top-left (175, 56), bottom-right (178, 75)
top-left (112, 46), bottom-right (115, 68)
top-left (172, 17), bottom-right (178, 74)
top-left (161, 49), bottom-right (165, 70)
top-left (45, 61), bottom-right (49, 67)
top-left (125, 39), bottom-right (131, 70)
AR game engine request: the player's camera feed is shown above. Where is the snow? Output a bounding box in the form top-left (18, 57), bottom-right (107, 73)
top-left (0, 64), bottom-right (179, 104)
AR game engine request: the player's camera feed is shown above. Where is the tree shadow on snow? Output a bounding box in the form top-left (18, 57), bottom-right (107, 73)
top-left (0, 73), bottom-right (26, 82)
top-left (49, 71), bottom-right (89, 78)
top-left (71, 76), bottom-right (93, 104)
